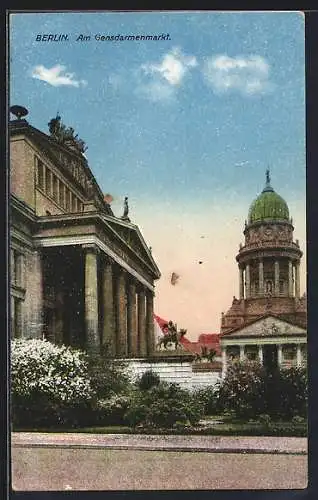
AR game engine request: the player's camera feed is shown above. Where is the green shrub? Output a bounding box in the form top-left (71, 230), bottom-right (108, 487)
top-left (273, 367), bottom-right (307, 419)
top-left (218, 361), bottom-right (308, 420)
top-left (94, 395), bottom-right (131, 425)
top-left (125, 382), bottom-right (204, 429)
top-left (193, 384), bottom-right (221, 415)
top-left (218, 360), bottom-right (267, 418)
top-left (137, 370), bottom-right (161, 391)
top-left (86, 344), bottom-right (131, 400)
top-left (258, 414), bottom-right (272, 426)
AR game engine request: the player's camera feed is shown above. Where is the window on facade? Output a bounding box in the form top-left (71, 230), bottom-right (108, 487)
top-left (52, 174), bottom-right (58, 202)
top-left (11, 249), bottom-right (23, 287)
top-left (279, 281), bottom-right (285, 294)
top-left (65, 187), bottom-right (70, 211)
top-left (69, 192), bottom-right (74, 212)
top-left (11, 296), bottom-right (23, 338)
top-left (45, 167), bottom-right (51, 195)
top-left (58, 180), bottom-right (64, 207)
top-left (73, 196), bottom-right (78, 212)
top-left (284, 345), bottom-right (296, 360)
top-left (36, 158), bottom-right (44, 190)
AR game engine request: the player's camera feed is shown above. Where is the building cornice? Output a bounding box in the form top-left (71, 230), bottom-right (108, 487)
top-left (221, 335), bottom-right (306, 346)
top-left (36, 212), bottom-right (161, 279)
top-left (34, 233), bottom-right (155, 292)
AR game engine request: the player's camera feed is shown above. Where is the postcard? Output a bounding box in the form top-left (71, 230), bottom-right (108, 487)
top-left (9, 10), bottom-right (307, 491)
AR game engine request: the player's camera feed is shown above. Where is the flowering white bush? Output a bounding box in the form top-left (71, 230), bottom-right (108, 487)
top-left (11, 338), bottom-right (94, 404)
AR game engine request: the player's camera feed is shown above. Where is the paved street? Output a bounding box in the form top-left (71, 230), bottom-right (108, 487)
top-left (12, 447), bottom-right (307, 490)
top-left (11, 433), bottom-right (308, 491)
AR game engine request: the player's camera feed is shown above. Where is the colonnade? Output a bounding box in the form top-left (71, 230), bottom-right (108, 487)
top-left (221, 343), bottom-right (305, 378)
top-left (238, 259), bottom-right (301, 299)
top-left (83, 243), bottom-right (155, 357)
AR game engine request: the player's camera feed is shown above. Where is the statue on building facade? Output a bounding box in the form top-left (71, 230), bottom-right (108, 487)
top-left (48, 113), bottom-right (88, 154)
top-left (121, 196), bottom-right (130, 221)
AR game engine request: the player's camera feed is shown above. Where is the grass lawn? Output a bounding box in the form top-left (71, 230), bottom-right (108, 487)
top-left (14, 416), bottom-right (307, 437)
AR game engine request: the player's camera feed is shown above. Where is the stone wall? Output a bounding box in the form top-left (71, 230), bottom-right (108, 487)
top-left (125, 358), bottom-right (221, 391)
top-left (10, 137), bottom-right (36, 209)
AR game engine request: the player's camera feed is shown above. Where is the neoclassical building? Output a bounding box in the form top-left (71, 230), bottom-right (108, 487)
top-left (220, 171), bottom-right (307, 376)
top-left (10, 107), bottom-right (161, 357)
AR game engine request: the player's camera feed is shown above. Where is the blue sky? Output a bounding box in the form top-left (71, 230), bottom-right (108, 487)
top-left (9, 11), bottom-right (306, 335)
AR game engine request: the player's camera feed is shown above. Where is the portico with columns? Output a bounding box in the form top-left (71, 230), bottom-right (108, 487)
top-left (31, 211), bottom-right (160, 358)
top-left (220, 315), bottom-right (307, 378)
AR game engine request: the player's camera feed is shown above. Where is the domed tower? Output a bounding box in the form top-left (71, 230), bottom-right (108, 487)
top-left (221, 170), bottom-right (306, 333)
top-left (237, 170), bottom-right (302, 300)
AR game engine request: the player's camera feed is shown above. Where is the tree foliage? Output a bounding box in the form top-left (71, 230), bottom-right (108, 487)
top-left (218, 360), bottom-right (308, 420)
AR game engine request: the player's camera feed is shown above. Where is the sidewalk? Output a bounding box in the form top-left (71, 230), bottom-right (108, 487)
top-left (12, 432), bottom-right (307, 455)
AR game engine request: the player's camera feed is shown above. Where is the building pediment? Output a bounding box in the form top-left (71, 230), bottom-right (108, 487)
top-left (103, 217), bottom-right (161, 279)
top-left (221, 315), bottom-right (306, 339)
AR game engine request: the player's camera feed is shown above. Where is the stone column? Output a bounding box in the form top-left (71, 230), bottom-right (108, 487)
top-left (288, 261), bottom-right (294, 297)
top-left (258, 260), bottom-right (264, 296)
top-left (127, 280), bottom-right (137, 357)
top-left (258, 345), bottom-right (263, 365)
top-left (137, 288), bottom-right (147, 357)
top-left (239, 267), bottom-right (244, 299)
top-left (274, 260), bottom-right (280, 296)
top-left (146, 291), bottom-right (155, 355)
top-left (102, 257), bottom-right (115, 356)
top-left (116, 269), bottom-right (127, 357)
top-left (239, 345), bottom-right (245, 361)
top-left (25, 250), bottom-right (43, 338)
top-left (84, 244), bottom-right (100, 353)
top-left (295, 262), bottom-right (300, 299)
top-left (277, 344), bottom-right (283, 367)
top-left (245, 263), bottom-right (251, 299)
top-left (221, 347), bottom-right (227, 379)
top-left (296, 344), bottom-right (302, 367)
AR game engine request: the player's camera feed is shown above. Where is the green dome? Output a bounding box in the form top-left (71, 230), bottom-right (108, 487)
top-left (248, 172), bottom-right (289, 224)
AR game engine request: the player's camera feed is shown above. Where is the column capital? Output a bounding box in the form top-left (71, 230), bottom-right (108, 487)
top-left (118, 266), bottom-right (128, 276)
top-left (146, 288), bottom-right (154, 298)
top-left (82, 243), bottom-right (100, 254)
top-left (137, 283), bottom-right (147, 295)
top-left (127, 279), bottom-right (137, 291)
top-left (103, 254), bottom-right (115, 266)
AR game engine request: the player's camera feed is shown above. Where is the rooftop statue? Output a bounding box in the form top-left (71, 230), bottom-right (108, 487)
top-left (121, 196), bottom-right (130, 221)
top-left (48, 113), bottom-right (88, 153)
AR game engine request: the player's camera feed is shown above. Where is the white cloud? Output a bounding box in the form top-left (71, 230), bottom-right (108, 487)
top-left (136, 80), bottom-right (175, 103)
top-left (31, 64), bottom-right (87, 88)
top-left (202, 54), bottom-right (272, 95)
top-left (137, 47), bottom-right (197, 102)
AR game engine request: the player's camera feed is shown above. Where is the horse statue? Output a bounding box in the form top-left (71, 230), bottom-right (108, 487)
top-left (157, 320), bottom-right (187, 351)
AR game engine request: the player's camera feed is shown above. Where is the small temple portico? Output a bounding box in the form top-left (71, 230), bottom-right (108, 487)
top-left (220, 315), bottom-right (307, 378)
